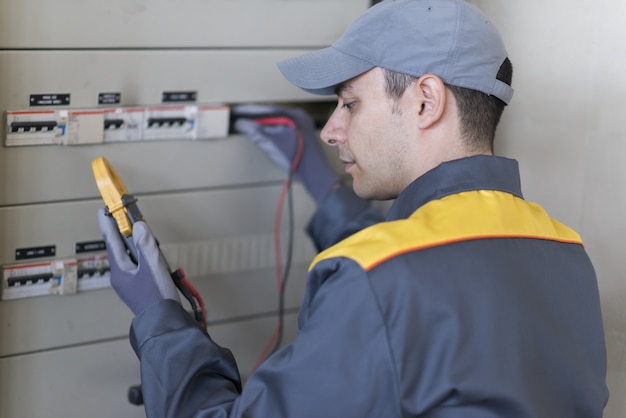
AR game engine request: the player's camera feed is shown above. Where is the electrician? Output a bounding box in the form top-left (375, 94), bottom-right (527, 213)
top-left (98, 0), bottom-right (608, 416)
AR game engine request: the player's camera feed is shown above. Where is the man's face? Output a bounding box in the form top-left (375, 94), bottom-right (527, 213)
top-left (320, 68), bottom-right (418, 200)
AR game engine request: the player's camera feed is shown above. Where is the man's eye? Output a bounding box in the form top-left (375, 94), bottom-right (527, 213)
top-left (341, 101), bottom-right (355, 111)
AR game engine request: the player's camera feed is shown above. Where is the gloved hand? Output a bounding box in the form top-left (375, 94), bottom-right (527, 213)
top-left (97, 208), bottom-right (181, 315)
top-left (232, 105), bottom-right (340, 204)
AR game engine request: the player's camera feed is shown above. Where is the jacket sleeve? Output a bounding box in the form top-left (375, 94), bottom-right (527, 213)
top-left (306, 185), bottom-right (383, 251)
top-left (130, 300), bottom-right (243, 418)
top-left (129, 259), bottom-right (401, 418)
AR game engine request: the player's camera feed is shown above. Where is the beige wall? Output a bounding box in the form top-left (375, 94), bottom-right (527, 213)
top-left (473, 1), bottom-right (626, 416)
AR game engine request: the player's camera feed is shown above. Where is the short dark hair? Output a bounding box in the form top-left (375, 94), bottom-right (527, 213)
top-left (383, 58), bottom-right (513, 152)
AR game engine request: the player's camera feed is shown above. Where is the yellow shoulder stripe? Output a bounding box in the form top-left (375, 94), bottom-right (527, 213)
top-left (309, 190), bottom-right (582, 272)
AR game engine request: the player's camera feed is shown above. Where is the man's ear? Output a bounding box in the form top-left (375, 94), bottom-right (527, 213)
top-left (414, 74), bottom-right (447, 129)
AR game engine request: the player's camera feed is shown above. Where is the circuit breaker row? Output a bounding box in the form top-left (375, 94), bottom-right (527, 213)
top-left (2, 250), bottom-right (110, 300)
top-left (4, 104), bottom-right (230, 146)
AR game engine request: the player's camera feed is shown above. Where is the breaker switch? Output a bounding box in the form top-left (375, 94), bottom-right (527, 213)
top-left (11, 120), bottom-right (58, 133)
top-left (104, 119), bottom-right (125, 130)
top-left (6, 272), bottom-right (54, 287)
top-left (147, 117), bottom-right (188, 128)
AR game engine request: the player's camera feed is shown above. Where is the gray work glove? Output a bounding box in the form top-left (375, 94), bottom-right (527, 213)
top-left (232, 105), bottom-right (340, 205)
top-left (97, 208), bottom-right (180, 315)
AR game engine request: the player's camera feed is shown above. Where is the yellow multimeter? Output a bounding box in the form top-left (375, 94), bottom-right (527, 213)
top-left (91, 156), bottom-right (144, 263)
top-left (91, 156), bottom-right (207, 327)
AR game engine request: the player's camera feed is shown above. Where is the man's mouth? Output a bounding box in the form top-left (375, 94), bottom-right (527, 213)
top-left (340, 159), bottom-right (355, 172)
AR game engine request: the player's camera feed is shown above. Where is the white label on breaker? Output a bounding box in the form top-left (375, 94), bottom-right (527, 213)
top-left (66, 110), bottom-right (105, 145)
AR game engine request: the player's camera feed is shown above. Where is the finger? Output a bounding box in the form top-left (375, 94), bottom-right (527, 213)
top-left (132, 221), bottom-right (174, 274)
top-left (233, 118), bottom-right (261, 137)
top-left (131, 221), bottom-right (161, 264)
top-left (235, 119), bottom-right (292, 172)
top-left (97, 208), bottom-right (137, 272)
top-left (132, 221), bottom-right (181, 302)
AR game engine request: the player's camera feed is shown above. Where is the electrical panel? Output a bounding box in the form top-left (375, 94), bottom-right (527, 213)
top-left (0, 0), bottom-right (371, 417)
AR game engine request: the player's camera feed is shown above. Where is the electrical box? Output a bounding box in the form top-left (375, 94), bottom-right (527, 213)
top-left (0, 1), bottom-right (371, 417)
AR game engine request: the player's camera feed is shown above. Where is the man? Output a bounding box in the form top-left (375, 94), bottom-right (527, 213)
top-left (98, 0), bottom-right (609, 416)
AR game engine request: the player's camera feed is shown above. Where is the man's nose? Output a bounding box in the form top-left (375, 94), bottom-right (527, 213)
top-left (320, 108), bottom-right (346, 146)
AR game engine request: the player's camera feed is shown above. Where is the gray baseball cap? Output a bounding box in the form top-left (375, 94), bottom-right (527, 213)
top-left (277, 0), bottom-right (514, 104)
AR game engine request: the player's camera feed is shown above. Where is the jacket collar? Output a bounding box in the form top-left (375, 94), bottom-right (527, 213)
top-left (386, 155), bottom-right (523, 221)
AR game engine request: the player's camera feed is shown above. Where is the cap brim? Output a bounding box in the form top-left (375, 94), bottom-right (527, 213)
top-left (277, 46), bottom-right (375, 96)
